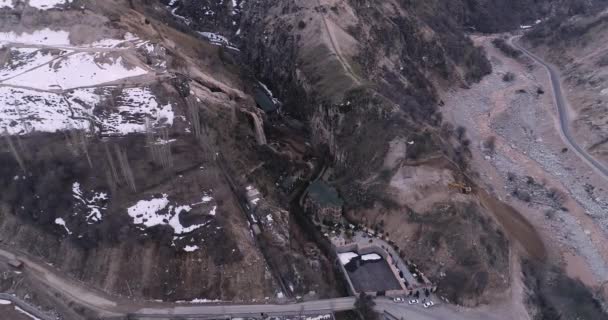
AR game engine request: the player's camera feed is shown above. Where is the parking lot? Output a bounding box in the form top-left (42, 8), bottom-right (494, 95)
top-left (343, 256), bottom-right (403, 293)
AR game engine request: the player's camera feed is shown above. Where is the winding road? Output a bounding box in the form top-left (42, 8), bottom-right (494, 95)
top-left (511, 36), bottom-right (608, 179)
top-left (1, 242), bottom-right (513, 320)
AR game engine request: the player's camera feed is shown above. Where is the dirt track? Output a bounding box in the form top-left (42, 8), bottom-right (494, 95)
top-left (317, 0), bottom-right (361, 85)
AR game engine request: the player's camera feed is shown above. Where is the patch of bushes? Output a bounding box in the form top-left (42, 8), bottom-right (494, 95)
top-left (406, 131), bottom-right (439, 160)
top-left (502, 72), bottom-right (515, 82)
top-left (492, 38), bottom-right (522, 58)
top-left (483, 136), bottom-right (496, 154)
top-left (522, 259), bottom-right (608, 320)
top-left (512, 188), bottom-right (532, 202)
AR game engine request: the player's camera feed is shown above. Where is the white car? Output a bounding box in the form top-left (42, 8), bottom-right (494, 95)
top-left (393, 297), bottom-right (404, 303)
top-left (408, 299), bottom-right (418, 305)
top-left (423, 301), bottom-right (435, 308)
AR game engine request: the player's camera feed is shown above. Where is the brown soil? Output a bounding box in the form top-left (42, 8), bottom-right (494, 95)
top-left (477, 189), bottom-right (546, 260)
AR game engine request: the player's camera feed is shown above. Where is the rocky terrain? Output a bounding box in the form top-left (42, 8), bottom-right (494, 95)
top-left (444, 33), bottom-right (608, 319)
top-left (524, 7), bottom-right (608, 167)
top-left (0, 0), bottom-right (334, 305)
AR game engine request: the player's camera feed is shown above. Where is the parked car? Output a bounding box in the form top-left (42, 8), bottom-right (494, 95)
top-left (408, 299), bottom-right (418, 305)
top-left (393, 297), bottom-right (404, 303)
top-left (423, 301), bottom-right (435, 308)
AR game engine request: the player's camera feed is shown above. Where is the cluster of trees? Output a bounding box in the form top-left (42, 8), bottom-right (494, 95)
top-left (145, 120), bottom-right (173, 170)
top-left (492, 38), bottom-right (522, 58)
top-left (0, 150), bottom-right (86, 225)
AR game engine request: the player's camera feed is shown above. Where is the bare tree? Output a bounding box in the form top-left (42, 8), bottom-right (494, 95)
top-left (78, 129), bottom-right (93, 168)
top-left (104, 166), bottom-right (117, 193)
top-left (104, 143), bottom-right (121, 187)
top-left (64, 127), bottom-right (93, 168)
top-left (3, 129), bottom-right (26, 172)
top-left (158, 127), bottom-right (173, 169)
top-left (145, 118), bottom-right (160, 163)
top-left (145, 120), bottom-right (173, 170)
top-left (114, 145), bottom-right (136, 192)
top-left (188, 100), bottom-right (202, 141)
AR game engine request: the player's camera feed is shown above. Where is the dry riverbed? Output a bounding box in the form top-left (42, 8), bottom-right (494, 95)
top-left (442, 35), bottom-right (608, 300)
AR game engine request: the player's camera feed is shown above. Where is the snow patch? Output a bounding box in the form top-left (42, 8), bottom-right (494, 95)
top-left (338, 252), bottom-right (358, 265)
top-left (183, 245), bottom-right (199, 252)
top-left (0, 299), bottom-right (11, 305)
top-left (361, 253), bottom-right (382, 261)
top-left (0, 28), bottom-right (71, 46)
top-left (305, 315), bottom-right (332, 320)
top-left (99, 87), bottom-right (174, 135)
top-left (0, 47), bottom-right (67, 81)
top-left (0, 0), bottom-right (14, 9)
top-left (28, 0), bottom-right (70, 10)
top-left (198, 32), bottom-right (239, 51)
top-left (0, 87), bottom-right (88, 135)
top-left (176, 298), bottom-right (221, 304)
top-left (5, 52), bottom-right (147, 90)
top-left (54, 218), bottom-right (72, 235)
top-left (0, 87), bottom-right (173, 136)
top-left (127, 193), bottom-right (216, 235)
top-left (72, 182), bottom-right (108, 224)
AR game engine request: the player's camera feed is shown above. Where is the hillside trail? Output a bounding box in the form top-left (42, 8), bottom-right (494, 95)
top-left (316, 0), bottom-right (362, 85)
top-left (0, 40), bottom-right (168, 94)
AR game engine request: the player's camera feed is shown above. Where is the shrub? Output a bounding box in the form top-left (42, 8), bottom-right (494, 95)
top-left (502, 72), bottom-right (515, 82)
top-left (492, 38), bottom-right (522, 58)
top-left (483, 136), bottom-right (496, 153)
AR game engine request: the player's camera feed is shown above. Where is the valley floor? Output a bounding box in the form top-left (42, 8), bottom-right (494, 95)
top-left (443, 34), bottom-right (608, 303)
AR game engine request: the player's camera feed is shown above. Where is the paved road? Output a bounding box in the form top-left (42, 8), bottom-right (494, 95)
top-left (376, 299), bottom-right (511, 320)
top-left (1, 244), bottom-right (353, 318)
top-left (1, 244), bottom-right (511, 320)
top-left (511, 37), bottom-right (608, 179)
top-left (133, 297), bottom-right (355, 318)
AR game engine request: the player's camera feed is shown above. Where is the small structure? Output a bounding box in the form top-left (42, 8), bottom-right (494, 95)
top-left (304, 181), bottom-right (343, 225)
top-left (245, 185), bottom-right (261, 209)
top-left (8, 259), bottom-right (23, 269)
